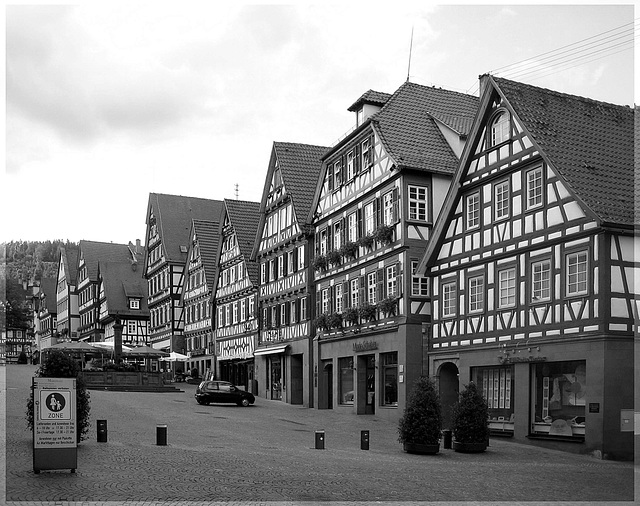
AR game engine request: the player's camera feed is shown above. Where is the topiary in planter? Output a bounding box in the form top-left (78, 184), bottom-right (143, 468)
top-left (451, 381), bottom-right (490, 452)
top-left (26, 350), bottom-right (91, 442)
top-left (398, 376), bottom-right (442, 454)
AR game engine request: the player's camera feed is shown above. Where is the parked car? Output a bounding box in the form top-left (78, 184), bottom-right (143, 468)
top-left (195, 380), bottom-right (255, 407)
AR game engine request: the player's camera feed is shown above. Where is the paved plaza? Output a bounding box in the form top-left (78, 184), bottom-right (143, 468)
top-left (3, 365), bottom-right (636, 505)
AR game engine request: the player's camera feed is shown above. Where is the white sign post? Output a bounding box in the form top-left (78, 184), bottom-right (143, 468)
top-left (32, 377), bottom-right (77, 473)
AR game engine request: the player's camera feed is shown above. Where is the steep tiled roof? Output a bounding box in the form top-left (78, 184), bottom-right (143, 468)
top-left (39, 277), bottom-right (57, 313)
top-left (225, 199), bottom-right (261, 285)
top-left (191, 219), bottom-right (221, 293)
top-left (60, 246), bottom-right (79, 286)
top-left (494, 77), bottom-right (635, 226)
top-left (347, 89), bottom-right (392, 112)
top-left (147, 193), bottom-right (224, 263)
top-left (100, 262), bottom-right (149, 317)
top-left (273, 142), bottom-right (328, 226)
top-left (635, 106), bottom-right (640, 226)
top-left (371, 81), bottom-right (479, 174)
top-left (79, 240), bottom-right (132, 281)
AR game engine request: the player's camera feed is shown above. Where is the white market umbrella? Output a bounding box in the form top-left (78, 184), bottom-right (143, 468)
top-left (159, 351), bottom-right (189, 362)
top-left (92, 342), bottom-right (133, 352)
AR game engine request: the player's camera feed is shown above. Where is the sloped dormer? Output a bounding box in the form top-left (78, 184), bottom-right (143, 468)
top-left (347, 89), bottom-right (392, 127)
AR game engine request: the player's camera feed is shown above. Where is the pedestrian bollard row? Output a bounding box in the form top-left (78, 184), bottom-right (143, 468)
top-left (156, 424), bottom-right (168, 446)
top-left (96, 420), bottom-right (169, 446)
top-left (314, 430), bottom-right (370, 450)
top-left (97, 420), bottom-right (108, 443)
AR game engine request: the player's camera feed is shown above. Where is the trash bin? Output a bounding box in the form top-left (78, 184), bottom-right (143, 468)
top-left (443, 429), bottom-right (452, 449)
top-left (361, 430), bottom-right (370, 450)
top-left (315, 430), bottom-right (325, 449)
top-left (157, 424), bottom-right (167, 446)
top-left (97, 419), bottom-right (107, 443)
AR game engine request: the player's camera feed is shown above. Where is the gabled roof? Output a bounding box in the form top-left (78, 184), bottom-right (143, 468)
top-left (146, 193), bottom-right (224, 264)
top-left (190, 219), bottom-right (221, 294)
top-left (79, 240), bottom-right (133, 282)
top-left (39, 277), bottom-right (57, 313)
top-left (99, 261), bottom-right (149, 317)
top-left (59, 245), bottom-right (79, 286)
top-left (225, 199), bottom-right (261, 285)
top-left (492, 76), bottom-right (635, 227)
top-left (347, 89), bottom-right (392, 112)
top-left (252, 142), bottom-right (327, 258)
top-left (369, 81), bottom-right (479, 174)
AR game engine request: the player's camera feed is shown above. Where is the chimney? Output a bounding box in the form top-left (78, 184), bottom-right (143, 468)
top-left (136, 239), bottom-right (141, 253)
top-left (478, 74), bottom-right (491, 99)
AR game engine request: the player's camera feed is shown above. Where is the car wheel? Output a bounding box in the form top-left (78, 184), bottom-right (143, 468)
top-left (240, 398), bottom-right (250, 407)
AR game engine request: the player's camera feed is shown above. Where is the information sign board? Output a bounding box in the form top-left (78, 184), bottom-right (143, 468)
top-left (32, 377), bottom-right (77, 473)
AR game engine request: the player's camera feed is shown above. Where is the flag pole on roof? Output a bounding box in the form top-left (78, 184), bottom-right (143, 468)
top-left (407, 25), bottom-right (414, 82)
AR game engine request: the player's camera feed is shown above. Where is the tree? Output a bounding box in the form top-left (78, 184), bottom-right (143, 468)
top-left (398, 376), bottom-right (443, 448)
top-left (5, 278), bottom-right (31, 329)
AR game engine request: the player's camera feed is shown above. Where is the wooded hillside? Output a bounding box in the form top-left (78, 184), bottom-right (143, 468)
top-left (1, 240), bottom-right (77, 282)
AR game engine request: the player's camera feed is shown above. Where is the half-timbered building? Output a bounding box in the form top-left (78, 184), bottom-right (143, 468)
top-left (77, 240), bottom-right (140, 342)
top-left (214, 199), bottom-right (261, 393)
top-left (251, 142), bottom-right (327, 405)
top-left (308, 82), bottom-right (478, 419)
top-left (36, 277), bottom-right (57, 350)
top-left (418, 75), bottom-right (635, 460)
top-left (143, 193), bottom-right (224, 357)
top-left (55, 245), bottom-right (79, 340)
top-left (183, 219), bottom-right (220, 378)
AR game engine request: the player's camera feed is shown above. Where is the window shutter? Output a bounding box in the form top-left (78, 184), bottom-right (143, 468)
top-left (341, 155), bottom-right (347, 183)
top-left (316, 289), bottom-right (322, 318)
top-left (340, 218), bottom-right (346, 246)
top-left (328, 286), bottom-right (334, 313)
top-left (359, 276), bottom-right (366, 304)
top-left (315, 235), bottom-right (320, 256)
top-left (292, 247), bottom-right (298, 272)
top-left (377, 268), bottom-right (385, 301)
top-left (392, 188), bottom-right (400, 224)
top-left (374, 198), bottom-right (381, 228)
top-left (369, 135), bottom-right (375, 164)
top-left (343, 281), bottom-right (349, 309)
top-left (326, 226), bottom-right (332, 252)
top-left (357, 208), bottom-right (363, 238)
top-left (327, 164), bottom-right (334, 192)
top-left (354, 144), bottom-right (360, 174)
top-left (283, 252), bottom-right (288, 277)
top-left (396, 262), bottom-right (403, 297)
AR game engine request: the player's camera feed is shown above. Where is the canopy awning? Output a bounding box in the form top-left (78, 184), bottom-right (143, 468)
top-left (253, 345), bottom-right (289, 356)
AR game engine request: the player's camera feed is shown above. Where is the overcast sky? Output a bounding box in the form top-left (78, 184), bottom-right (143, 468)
top-left (3, 2), bottom-right (635, 245)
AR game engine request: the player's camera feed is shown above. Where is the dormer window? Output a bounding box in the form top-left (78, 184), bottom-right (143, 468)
top-left (129, 298), bottom-right (140, 310)
top-left (490, 111), bottom-right (510, 146)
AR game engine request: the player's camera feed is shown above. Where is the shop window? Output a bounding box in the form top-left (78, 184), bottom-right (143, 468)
top-left (339, 357), bottom-right (354, 405)
top-left (473, 366), bottom-right (514, 435)
top-left (381, 352), bottom-right (398, 406)
top-left (532, 361), bottom-right (586, 439)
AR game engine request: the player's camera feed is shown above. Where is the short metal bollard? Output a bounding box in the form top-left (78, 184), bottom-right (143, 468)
top-left (315, 430), bottom-right (325, 449)
top-left (97, 419), bottom-right (108, 443)
top-left (156, 424), bottom-right (168, 446)
top-left (442, 429), bottom-right (452, 449)
top-left (361, 430), bottom-right (370, 450)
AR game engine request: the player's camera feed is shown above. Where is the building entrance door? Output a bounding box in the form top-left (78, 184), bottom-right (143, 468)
top-left (270, 356), bottom-right (282, 400)
top-left (438, 362), bottom-right (459, 429)
top-left (365, 355), bottom-right (375, 414)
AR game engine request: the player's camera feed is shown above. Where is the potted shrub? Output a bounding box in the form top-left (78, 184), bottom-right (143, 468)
top-left (327, 312), bottom-right (343, 330)
top-left (357, 234), bottom-right (374, 250)
top-left (451, 381), bottom-right (490, 453)
top-left (313, 314), bottom-right (329, 332)
top-left (358, 302), bottom-right (377, 322)
top-left (343, 306), bottom-right (359, 326)
top-left (26, 350), bottom-right (91, 443)
top-left (339, 241), bottom-right (358, 261)
top-left (398, 376), bottom-right (442, 454)
top-left (327, 250), bottom-right (342, 267)
top-left (374, 224), bottom-right (395, 245)
top-left (378, 296), bottom-right (398, 317)
top-left (313, 254), bottom-right (329, 272)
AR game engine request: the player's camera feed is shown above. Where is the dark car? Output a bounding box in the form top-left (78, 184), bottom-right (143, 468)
top-left (195, 380), bottom-right (255, 407)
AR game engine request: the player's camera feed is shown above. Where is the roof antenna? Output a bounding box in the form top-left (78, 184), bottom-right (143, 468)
top-left (234, 183), bottom-right (239, 200)
top-left (406, 25), bottom-right (414, 82)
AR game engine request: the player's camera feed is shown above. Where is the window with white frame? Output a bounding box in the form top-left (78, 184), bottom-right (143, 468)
top-left (129, 298), bottom-right (140, 310)
top-left (225, 305), bottom-right (231, 326)
top-left (566, 251), bottom-right (588, 296)
top-left (364, 202), bottom-right (375, 235)
top-left (386, 265), bottom-right (397, 297)
top-left (495, 180), bottom-right (510, 220)
top-left (409, 185), bottom-right (428, 221)
top-left (498, 268), bottom-right (517, 308)
top-left (272, 305), bottom-right (279, 327)
top-left (367, 272), bottom-right (377, 304)
top-left (335, 283), bottom-right (343, 313)
top-left (128, 321), bottom-right (136, 334)
top-left (300, 297), bottom-right (307, 320)
top-left (278, 255), bottom-right (284, 278)
top-left (467, 192), bottom-right (480, 229)
top-left (346, 150), bottom-right (355, 180)
top-left (532, 259), bottom-right (551, 301)
top-left (287, 250), bottom-right (295, 274)
top-left (232, 302), bottom-right (239, 324)
top-left (468, 275), bottom-right (485, 313)
top-left (321, 288), bottom-right (329, 314)
top-left (319, 229), bottom-right (328, 255)
top-left (491, 112), bottom-right (510, 146)
top-left (290, 300), bottom-right (297, 324)
top-left (351, 279), bottom-right (359, 307)
top-left (411, 260), bottom-right (429, 296)
top-left (383, 191), bottom-right (394, 225)
top-left (280, 303), bottom-right (287, 325)
top-left (298, 245), bottom-right (305, 270)
top-left (333, 221), bottom-right (342, 250)
top-left (240, 299), bottom-right (247, 322)
top-left (527, 166), bottom-right (543, 209)
top-left (361, 138), bottom-right (371, 168)
top-left (334, 160), bottom-right (342, 188)
top-left (248, 297), bottom-right (255, 318)
top-left (218, 307), bottom-right (224, 327)
top-left (442, 281), bottom-right (457, 317)
top-left (348, 212), bottom-right (358, 242)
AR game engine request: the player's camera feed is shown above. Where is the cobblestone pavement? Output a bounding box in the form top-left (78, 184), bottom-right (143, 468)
top-left (4, 365), bottom-right (636, 506)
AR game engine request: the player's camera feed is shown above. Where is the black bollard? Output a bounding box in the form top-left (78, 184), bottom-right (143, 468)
top-left (315, 430), bottom-right (325, 449)
top-left (97, 419), bottom-right (108, 443)
top-left (361, 430), bottom-right (370, 450)
top-left (156, 424), bottom-right (167, 446)
top-left (443, 429), bottom-right (452, 449)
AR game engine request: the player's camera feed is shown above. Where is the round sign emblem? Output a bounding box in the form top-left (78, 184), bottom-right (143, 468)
top-left (45, 392), bottom-right (66, 412)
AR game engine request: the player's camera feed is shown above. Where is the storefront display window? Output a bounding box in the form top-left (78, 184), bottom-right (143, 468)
top-left (339, 357), bottom-right (354, 405)
top-left (382, 352), bottom-right (398, 406)
top-left (532, 361), bottom-right (586, 438)
top-left (473, 366), bottom-right (514, 434)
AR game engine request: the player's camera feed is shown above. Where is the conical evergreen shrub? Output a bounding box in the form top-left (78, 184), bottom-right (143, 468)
top-left (398, 376), bottom-right (442, 445)
top-left (451, 381), bottom-right (489, 444)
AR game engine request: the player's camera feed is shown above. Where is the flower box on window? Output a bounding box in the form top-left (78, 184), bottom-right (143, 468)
top-left (327, 250), bottom-right (342, 267)
top-left (378, 296), bottom-right (398, 317)
top-left (358, 302), bottom-right (377, 322)
top-left (357, 235), bottom-right (374, 250)
top-left (313, 314), bottom-right (329, 331)
top-left (343, 307), bottom-right (359, 325)
top-left (313, 255), bottom-right (329, 272)
top-left (374, 224), bottom-right (394, 245)
top-left (327, 312), bottom-right (343, 330)
top-left (339, 241), bottom-right (358, 260)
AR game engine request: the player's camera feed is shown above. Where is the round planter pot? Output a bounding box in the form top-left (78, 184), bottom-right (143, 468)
top-left (403, 442), bottom-right (440, 455)
top-left (452, 441), bottom-right (487, 453)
